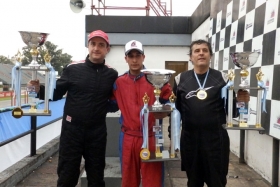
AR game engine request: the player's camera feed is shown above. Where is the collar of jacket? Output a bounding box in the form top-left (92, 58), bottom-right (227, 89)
top-left (85, 55), bottom-right (105, 69)
top-left (123, 65), bottom-right (146, 81)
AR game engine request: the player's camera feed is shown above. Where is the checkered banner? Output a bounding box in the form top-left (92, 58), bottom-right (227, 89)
top-left (209, 0), bottom-right (280, 139)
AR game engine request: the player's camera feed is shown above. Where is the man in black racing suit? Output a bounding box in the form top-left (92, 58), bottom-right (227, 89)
top-left (173, 39), bottom-right (238, 187)
top-left (33, 30), bottom-right (118, 187)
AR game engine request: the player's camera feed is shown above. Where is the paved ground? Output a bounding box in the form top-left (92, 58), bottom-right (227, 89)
top-left (15, 152), bottom-right (84, 187)
top-left (14, 118), bottom-right (271, 187)
top-left (164, 151), bottom-right (271, 187)
top-left (15, 151), bottom-right (270, 187)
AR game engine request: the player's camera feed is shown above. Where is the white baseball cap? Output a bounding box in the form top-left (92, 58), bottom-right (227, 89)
top-left (124, 40), bottom-right (144, 55)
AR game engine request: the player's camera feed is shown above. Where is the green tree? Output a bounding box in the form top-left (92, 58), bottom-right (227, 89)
top-left (21, 41), bottom-right (72, 76)
top-left (0, 55), bottom-right (13, 64)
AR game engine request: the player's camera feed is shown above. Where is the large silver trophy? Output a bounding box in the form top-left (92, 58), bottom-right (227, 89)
top-left (227, 52), bottom-right (265, 129)
top-left (12, 31), bottom-right (54, 118)
top-left (19, 31), bottom-right (49, 70)
top-left (140, 69), bottom-right (179, 161)
top-left (229, 52), bottom-right (260, 87)
top-left (141, 69), bottom-right (175, 111)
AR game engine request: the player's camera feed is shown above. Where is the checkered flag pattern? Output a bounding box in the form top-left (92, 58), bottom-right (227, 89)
top-left (209, 0), bottom-right (280, 138)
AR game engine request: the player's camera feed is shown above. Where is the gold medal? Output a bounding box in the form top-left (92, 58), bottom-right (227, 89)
top-left (197, 89), bottom-right (207, 100)
top-left (12, 107), bottom-right (23, 118)
top-left (140, 148), bottom-right (150, 160)
top-left (194, 69), bottom-right (210, 100)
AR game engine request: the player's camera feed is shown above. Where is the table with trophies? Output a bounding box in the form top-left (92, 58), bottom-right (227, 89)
top-left (139, 69), bottom-right (181, 162)
top-left (223, 51), bottom-right (266, 132)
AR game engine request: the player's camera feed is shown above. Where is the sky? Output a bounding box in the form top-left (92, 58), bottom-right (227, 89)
top-left (0, 0), bottom-right (201, 61)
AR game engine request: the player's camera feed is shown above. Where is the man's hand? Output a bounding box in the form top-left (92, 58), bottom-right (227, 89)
top-left (27, 80), bottom-right (40, 93)
top-left (153, 112), bottom-right (170, 119)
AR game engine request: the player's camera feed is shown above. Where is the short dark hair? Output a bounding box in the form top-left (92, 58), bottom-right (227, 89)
top-left (189, 39), bottom-right (213, 57)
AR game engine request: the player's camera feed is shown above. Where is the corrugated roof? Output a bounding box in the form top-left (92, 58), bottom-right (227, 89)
top-left (0, 64), bottom-right (45, 85)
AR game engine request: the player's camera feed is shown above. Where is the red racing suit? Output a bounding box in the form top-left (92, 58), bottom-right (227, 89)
top-left (113, 72), bottom-right (172, 187)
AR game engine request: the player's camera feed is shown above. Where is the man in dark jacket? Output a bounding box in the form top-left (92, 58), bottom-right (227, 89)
top-left (174, 39), bottom-right (238, 187)
top-left (31, 30), bottom-right (118, 187)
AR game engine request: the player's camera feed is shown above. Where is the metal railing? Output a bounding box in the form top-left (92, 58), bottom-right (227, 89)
top-left (0, 101), bottom-right (62, 156)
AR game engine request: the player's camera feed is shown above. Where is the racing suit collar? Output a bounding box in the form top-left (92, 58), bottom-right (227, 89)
top-left (126, 66), bottom-right (146, 81)
top-left (85, 54), bottom-right (105, 69)
top-left (127, 71), bottom-right (144, 81)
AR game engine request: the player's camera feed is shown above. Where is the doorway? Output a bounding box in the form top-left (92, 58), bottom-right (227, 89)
top-left (165, 61), bottom-right (188, 88)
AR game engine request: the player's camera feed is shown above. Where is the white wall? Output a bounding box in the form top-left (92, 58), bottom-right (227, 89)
top-left (191, 17), bottom-right (210, 41)
top-left (228, 131), bottom-right (274, 182)
top-left (191, 17), bottom-right (274, 183)
top-left (106, 46), bottom-right (189, 74)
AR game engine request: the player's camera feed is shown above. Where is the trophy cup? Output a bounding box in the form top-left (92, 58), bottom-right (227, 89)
top-left (11, 31), bottom-right (53, 118)
top-left (229, 52), bottom-right (260, 88)
top-left (228, 52), bottom-right (262, 128)
top-left (141, 69), bottom-right (175, 111)
top-left (140, 69), bottom-right (177, 161)
top-left (19, 31), bottom-right (49, 70)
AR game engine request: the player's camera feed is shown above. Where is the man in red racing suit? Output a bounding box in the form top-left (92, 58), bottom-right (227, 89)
top-left (113, 40), bottom-right (172, 187)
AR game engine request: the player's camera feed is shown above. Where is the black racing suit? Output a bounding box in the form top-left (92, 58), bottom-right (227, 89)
top-left (40, 56), bottom-right (118, 187)
top-left (174, 68), bottom-right (238, 187)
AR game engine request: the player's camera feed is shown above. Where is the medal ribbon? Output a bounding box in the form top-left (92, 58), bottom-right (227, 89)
top-left (221, 80), bottom-right (234, 105)
top-left (166, 102), bottom-right (181, 150)
top-left (11, 61), bottom-right (22, 107)
top-left (194, 69), bottom-right (209, 93)
top-left (257, 81), bottom-right (267, 113)
top-left (140, 103), bottom-right (149, 149)
top-left (45, 62), bottom-right (56, 100)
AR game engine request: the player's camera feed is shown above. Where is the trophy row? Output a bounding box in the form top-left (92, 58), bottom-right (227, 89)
top-left (11, 31), bottom-right (55, 118)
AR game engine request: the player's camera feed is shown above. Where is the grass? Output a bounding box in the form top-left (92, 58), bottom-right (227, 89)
top-left (0, 96), bottom-right (25, 101)
top-left (0, 97), bottom-right (11, 101)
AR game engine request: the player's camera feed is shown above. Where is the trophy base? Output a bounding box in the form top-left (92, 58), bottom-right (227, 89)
top-left (156, 153), bottom-right (162, 157)
top-left (22, 109), bottom-right (52, 116)
top-left (239, 84), bottom-right (250, 88)
top-left (155, 144), bottom-right (162, 157)
top-left (12, 108), bottom-right (51, 118)
top-left (227, 122), bottom-right (233, 127)
top-left (239, 121), bottom-right (248, 127)
top-left (223, 121), bottom-right (265, 131)
top-left (148, 105), bottom-right (172, 113)
top-left (28, 64), bottom-right (40, 67)
top-left (141, 150), bottom-right (180, 162)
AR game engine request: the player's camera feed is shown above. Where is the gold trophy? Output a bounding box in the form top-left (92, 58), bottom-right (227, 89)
top-left (255, 68), bottom-right (266, 128)
top-left (168, 92), bottom-right (181, 159)
top-left (140, 93), bottom-right (151, 160)
top-left (226, 69), bottom-right (235, 127)
top-left (11, 51), bottom-right (24, 118)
